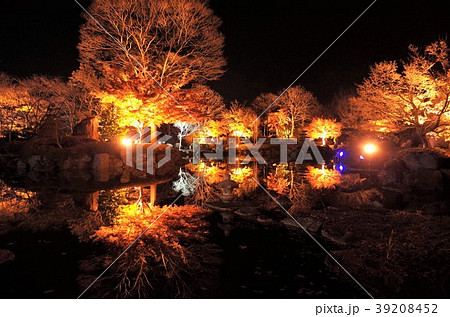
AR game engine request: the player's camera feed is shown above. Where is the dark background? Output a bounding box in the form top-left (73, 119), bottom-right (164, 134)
top-left (0, 0), bottom-right (448, 105)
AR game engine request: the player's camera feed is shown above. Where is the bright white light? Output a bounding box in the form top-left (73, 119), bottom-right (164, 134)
top-left (363, 143), bottom-right (377, 155)
top-left (122, 138), bottom-right (132, 146)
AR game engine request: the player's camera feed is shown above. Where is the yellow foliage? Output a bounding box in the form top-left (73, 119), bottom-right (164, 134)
top-left (306, 165), bottom-right (341, 189)
top-left (307, 118), bottom-right (342, 145)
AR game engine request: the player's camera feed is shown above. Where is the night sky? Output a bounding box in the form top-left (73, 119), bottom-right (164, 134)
top-left (0, 0), bottom-right (448, 105)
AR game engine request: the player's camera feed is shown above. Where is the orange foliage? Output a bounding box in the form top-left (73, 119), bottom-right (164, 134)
top-left (307, 117), bottom-right (342, 145)
top-left (306, 165), bottom-right (341, 189)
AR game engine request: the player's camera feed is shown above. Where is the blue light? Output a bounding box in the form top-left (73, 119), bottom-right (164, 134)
top-left (338, 164), bottom-right (344, 171)
top-left (338, 151), bottom-right (344, 157)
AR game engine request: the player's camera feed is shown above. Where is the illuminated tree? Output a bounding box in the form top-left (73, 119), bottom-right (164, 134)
top-left (353, 40), bottom-right (450, 146)
top-left (186, 85), bottom-right (226, 143)
top-left (174, 121), bottom-right (197, 149)
top-left (266, 164), bottom-right (290, 195)
top-left (223, 101), bottom-right (259, 139)
top-left (306, 117), bottom-right (342, 146)
top-left (252, 92), bottom-right (277, 136)
top-left (255, 85), bottom-right (321, 137)
top-left (172, 168), bottom-right (197, 196)
top-left (0, 74), bottom-right (88, 140)
top-left (267, 108), bottom-right (291, 138)
top-left (74, 0), bottom-right (226, 134)
top-left (0, 73), bottom-right (23, 140)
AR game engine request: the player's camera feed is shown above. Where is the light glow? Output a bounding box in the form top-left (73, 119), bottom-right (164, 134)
top-left (363, 143), bottom-right (377, 155)
top-left (121, 138), bottom-right (133, 146)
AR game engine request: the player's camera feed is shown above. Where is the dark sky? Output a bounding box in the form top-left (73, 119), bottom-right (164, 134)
top-left (0, 0), bottom-right (448, 105)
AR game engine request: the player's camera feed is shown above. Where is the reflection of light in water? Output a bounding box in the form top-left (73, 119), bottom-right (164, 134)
top-left (306, 165), bottom-right (341, 189)
top-left (230, 166), bottom-right (257, 196)
top-left (172, 168), bottom-right (197, 196)
top-left (266, 164), bottom-right (290, 195)
top-left (90, 204), bottom-right (213, 298)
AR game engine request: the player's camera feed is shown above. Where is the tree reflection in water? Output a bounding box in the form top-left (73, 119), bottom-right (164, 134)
top-left (0, 159), bottom-right (343, 298)
top-left (79, 202), bottom-right (219, 298)
top-left (306, 165), bottom-right (341, 190)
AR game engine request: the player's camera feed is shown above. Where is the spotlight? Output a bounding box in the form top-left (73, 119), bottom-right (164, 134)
top-left (363, 143), bottom-right (377, 155)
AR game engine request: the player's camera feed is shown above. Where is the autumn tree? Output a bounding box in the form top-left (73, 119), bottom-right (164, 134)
top-left (306, 117), bottom-right (342, 146)
top-left (353, 40), bottom-right (450, 146)
top-left (255, 85), bottom-right (321, 138)
top-left (0, 74), bottom-right (88, 140)
top-left (223, 101), bottom-right (259, 140)
top-left (0, 73), bottom-right (22, 140)
top-left (252, 92), bottom-right (277, 137)
top-left (73, 0), bottom-right (226, 137)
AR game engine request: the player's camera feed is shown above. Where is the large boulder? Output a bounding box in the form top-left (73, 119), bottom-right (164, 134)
top-left (73, 117), bottom-right (100, 141)
top-left (399, 149), bottom-right (439, 171)
top-left (403, 170), bottom-right (442, 192)
top-left (92, 153), bottom-right (110, 171)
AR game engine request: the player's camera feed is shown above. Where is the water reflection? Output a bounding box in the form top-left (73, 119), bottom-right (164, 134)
top-left (0, 159), bottom-right (350, 298)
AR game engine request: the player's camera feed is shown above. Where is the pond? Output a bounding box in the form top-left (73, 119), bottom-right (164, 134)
top-left (0, 158), bottom-right (368, 298)
top-left (0, 158), bottom-right (436, 298)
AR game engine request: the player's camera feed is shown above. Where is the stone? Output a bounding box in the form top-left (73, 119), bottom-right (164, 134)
top-left (401, 150), bottom-right (438, 171)
top-left (321, 230), bottom-right (356, 246)
top-left (281, 217), bottom-right (299, 228)
top-left (16, 160), bottom-right (27, 175)
top-left (235, 207), bottom-right (260, 217)
top-left (403, 170), bottom-right (442, 192)
top-left (296, 217), bottom-right (323, 234)
top-left (27, 155), bottom-right (42, 170)
top-left (370, 200), bottom-right (384, 211)
top-left (73, 117), bottom-right (100, 140)
top-left (78, 155), bottom-right (93, 169)
top-left (0, 249), bottom-right (15, 265)
top-left (120, 169), bottom-right (132, 184)
top-left (92, 153), bottom-right (110, 171)
top-left (131, 168), bottom-right (148, 179)
top-left (256, 215), bottom-right (273, 224)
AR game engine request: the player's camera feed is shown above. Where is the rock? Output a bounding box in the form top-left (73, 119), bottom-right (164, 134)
top-left (120, 169), bottom-right (131, 184)
top-left (63, 155), bottom-right (92, 170)
top-left (403, 170), bottom-right (442, 191)
top-left (420, 202), bottom-right (449, 215)
top-left (281, 217), bottom-right (299, 228)
top-left (322, 230), bottom-right (356, 246)
top-left (131, 168), bottom-right (148, 179)
top-left (370, 200), bottom-right (384, 211)
top-left (109, 157), bottom-right (123, 178)
top-left (73, 192), bottom-right (99, 211)
top-left (296, 217), bottom-right (323, 234)
top-left (92, 153), bottom-right (110, 171)
top-left (0, 249), bottom-right (15, 265)
top-left (401, 150), bottom-right (438, 171)
top-left (256, 215), bottom-right (273, 224)
top-left (27, 155), bottom-right (42, 170)
top-left (73, 117), bottom-right (100, 140)
top-left (235, 207), bottom-right (260, 217)
top-left (16, 160), bottom-right (27, 175)
top-left (334, 188), bottom-right (383, 208)
top-left (93, 169), bottom-right (109, 182)
top-left (76, 155), bottom-right (93, 170)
